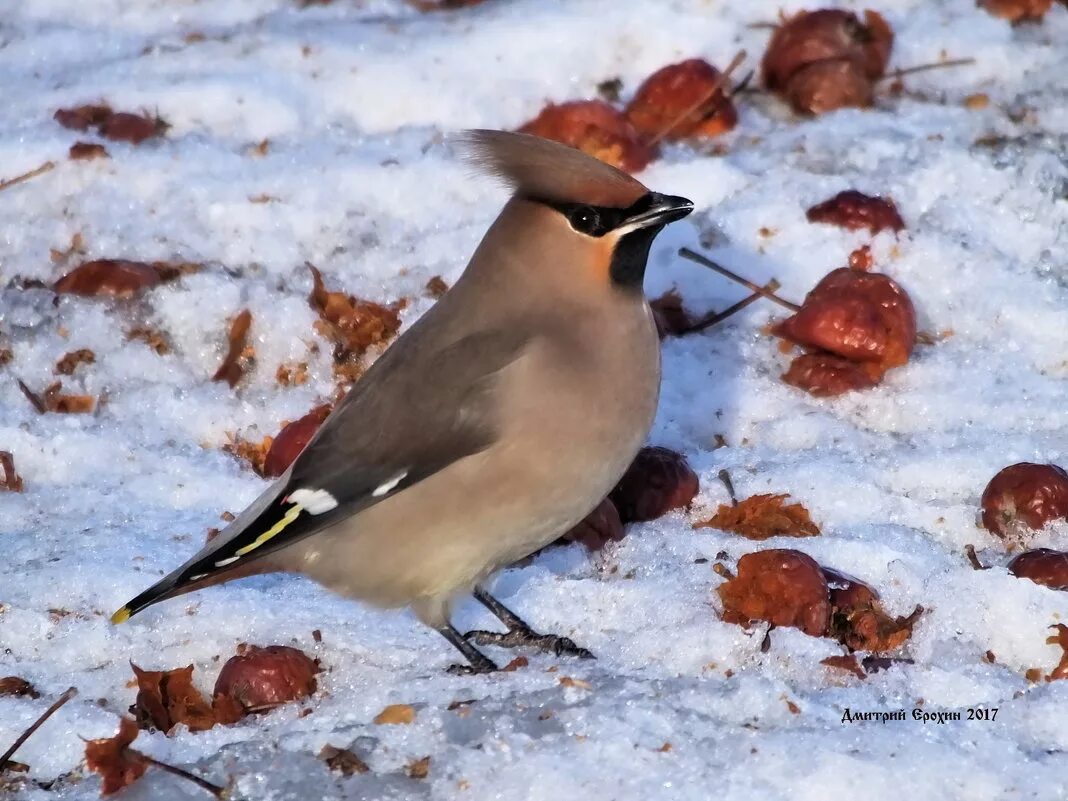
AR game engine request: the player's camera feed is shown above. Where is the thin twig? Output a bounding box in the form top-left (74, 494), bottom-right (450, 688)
top-left (16, 379), bottom-right (46, 414)
top-left (0, 687), bottom-right (77, 771)
top-left (0, 161), bottom-right (55, 194)
top-left (682, 279), bottom-right (781, 334)
top-left (878, 57), bottom-right (975, 82)
top-left (678, 248), bottom-right (801, 311)
top-left (717, 469), bottom-right (739, 506)
top-left (141, 755), bottom-right (227, 798)
top-left (964, 544), bottom-right (988, 571)
top-left (643, 50), bottom-right (746, 147)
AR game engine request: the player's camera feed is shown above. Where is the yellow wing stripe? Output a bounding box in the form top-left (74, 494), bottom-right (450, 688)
top-left (234, 502), bottom-right (304, 556)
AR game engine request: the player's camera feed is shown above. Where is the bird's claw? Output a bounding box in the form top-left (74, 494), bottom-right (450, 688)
top-left (464, 628), bottom-right (595, 659)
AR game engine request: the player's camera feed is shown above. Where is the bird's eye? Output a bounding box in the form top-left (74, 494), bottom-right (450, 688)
top-left (568, 206), bottom-right (602, 235)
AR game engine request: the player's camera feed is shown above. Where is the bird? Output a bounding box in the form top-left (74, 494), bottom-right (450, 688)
top-left (111, 130), bottom-right (694, 673)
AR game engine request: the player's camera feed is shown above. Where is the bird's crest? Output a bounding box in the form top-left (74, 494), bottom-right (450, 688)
top-left (456, 129), bottom-right (649, 209)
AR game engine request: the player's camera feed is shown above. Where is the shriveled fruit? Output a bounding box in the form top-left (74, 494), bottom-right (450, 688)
top-left (213, 645), bottom-right (319, 711)
top-left (560, 497), bottom-right (625, 551)
top-left (263, 405), bottom-right (332, 477)
top-left (610, 446), bottom-right (699, 523)
top-left (1007, 549), bottom-right (1068, 591)
top-left (979, 0), bottom-right (1054, 22)
top-left (782, 352), bottom-right (880, 396)
top-left (718, 548), bottom-right (830, 636)
top-left (806, 190), bottom-right (905, 234)
top-left (625, 59), bottom-right (738, 141)
top-left (823, 565), bottom-right (922, 653)
top-left (763, 9), bottom-right (893, 89)
top-left (773, 268), bottom-right (916, 370)
top-left (54, 260), bottom-right (162, 298)
top-left (519, 100), bottom-right (654, 173)
top-left (784, 59), bottom-right (874, 115)
top-left (980, 463), bottom-right (1068, 545)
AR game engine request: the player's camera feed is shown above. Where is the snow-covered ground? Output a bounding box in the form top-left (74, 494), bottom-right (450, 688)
top-left (2, 0), bottom-right (1068, 798)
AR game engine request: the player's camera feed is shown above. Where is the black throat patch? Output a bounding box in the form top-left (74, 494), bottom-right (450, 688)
top-left (535, 192), bottom-right (664, 288)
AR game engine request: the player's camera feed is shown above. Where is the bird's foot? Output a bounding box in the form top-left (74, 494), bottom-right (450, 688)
top-left (446, 657), bottom-right (499, 676)
top-left (464, 627), bottom-right (595, 659)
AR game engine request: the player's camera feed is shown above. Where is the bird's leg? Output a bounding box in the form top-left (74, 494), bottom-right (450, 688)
top-left (437, 623), bottom-right (500, 675)
top-left (464, 586), bottom-right (594, 659)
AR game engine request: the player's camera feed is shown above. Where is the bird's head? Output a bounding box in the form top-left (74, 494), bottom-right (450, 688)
top-left (458, 130), bottom-right (693, 292)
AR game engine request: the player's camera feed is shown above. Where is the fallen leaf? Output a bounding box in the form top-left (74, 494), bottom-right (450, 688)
top-left (406, 756), bottom-right (431, 779)
top-left (55, 348), bottom-right (96, 375)
top-left (820, 654), bottom-right (867, 679)
top-left (1047, 624), bottom-right (1068, 681)
top-left (425, 275), bottom-right (449, 297)
top-left (558, 676), bottom-right (593, 690)
top-left (223, 433), bottom-right (273, 477)
top-left (0, 452), bottom-right (24, 492)
top-left (319, 745), bottom-right (369, 776)
top-left (129, 663), bottom-right (218, 733)
top-left (275, 361), bottom-right (309, 387)
top-left (126, 326), bottom-right (171, 355)
top-left (84, 718), bottom-right (149, 796)
top-left (374, 704), bottom-right (416, 725)
top-left (502, 656), bottom-right (529, 672)
top-left (212, 308), bottom-right (253, 388)
top-left (0, 677), bottom-right (39, 698)
top-left (696, 494), bottom-right (820, 540)
top-left (307, 264), bottom-right (403, 382)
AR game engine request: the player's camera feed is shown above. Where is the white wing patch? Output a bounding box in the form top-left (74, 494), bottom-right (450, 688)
top-left (372, 470), bottom-right (408, 497)
top-left (287, 488), bottom-right (339, 514)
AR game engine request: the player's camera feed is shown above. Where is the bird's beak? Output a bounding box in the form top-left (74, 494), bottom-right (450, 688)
top-left (623, 193), bottom-right (695, 230)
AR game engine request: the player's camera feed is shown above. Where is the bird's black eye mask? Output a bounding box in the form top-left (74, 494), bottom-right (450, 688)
top-left (537, 193), bottom-right (663, 238)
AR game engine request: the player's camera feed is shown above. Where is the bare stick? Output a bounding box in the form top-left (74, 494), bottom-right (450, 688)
top-left (0, 161), bottom-right (55, 194)
top-left (878, 57), bottom-right (975, 83)
top-left (141, 754), bottom-right (227, 798)
top-left (717, 469), bottom-right (739, 506)
top-left (678, 248), bottom-right (801, 311)
top-left (683, 279), bottom-right (781, 334)
top-left (644, 51), bottom-right (746, 147)
top-left (16, 379), bottom-right (46, 414)
top-left (0, 687), bottom-right (77, 771)
top-left (964, 544), bottom-right (987, 571)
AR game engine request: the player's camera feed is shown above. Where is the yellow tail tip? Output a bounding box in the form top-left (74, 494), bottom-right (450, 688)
top-left (110, 607), bottom-right (131, 625)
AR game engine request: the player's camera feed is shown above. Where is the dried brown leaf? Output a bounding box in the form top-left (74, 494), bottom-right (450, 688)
top-left (84, 718), bottom-right (149, 796)
top-left (319, 745), bottom-right (369, 776)
top-left (55, 349), bottom-right (95, 375)
top-left (696, 493), bottom-right (820, 540)
top-left (212, 309), bottom-right (253, 388)
top-left (0, 453), bottom-right (23, 493)
top-left (373, 704), bottom-right (416, 725)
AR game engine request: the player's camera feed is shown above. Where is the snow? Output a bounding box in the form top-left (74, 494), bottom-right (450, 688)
top-left (2, 0), bottom-right (1068, 798)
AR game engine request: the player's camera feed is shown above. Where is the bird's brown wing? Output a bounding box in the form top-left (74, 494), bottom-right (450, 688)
top-left (112, 327), bottom-right (530, 622)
